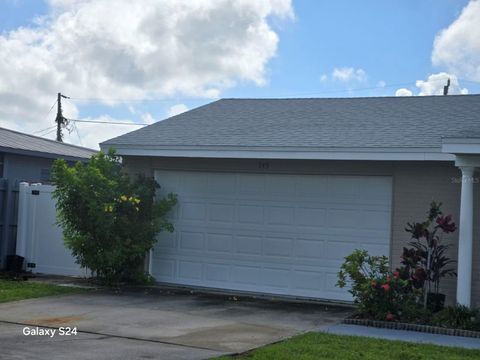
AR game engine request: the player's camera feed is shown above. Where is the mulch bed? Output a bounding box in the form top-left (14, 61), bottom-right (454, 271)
top-left (343, 318), bottom-right (480, 339)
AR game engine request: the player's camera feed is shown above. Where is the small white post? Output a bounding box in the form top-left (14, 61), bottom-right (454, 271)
top-left (148, 248), bottom-right (153, 275)
top-left (15, 182), bottom-right (29, 258)
top-left (456, 166), bottom-right (475, 307)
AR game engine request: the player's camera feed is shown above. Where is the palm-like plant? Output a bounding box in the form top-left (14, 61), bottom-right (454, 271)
top-left (402, 202), bottom-right (457, 309)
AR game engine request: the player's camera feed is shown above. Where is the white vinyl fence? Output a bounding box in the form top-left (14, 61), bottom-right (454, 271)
top-left (16, 182), bottom-right (86, 276)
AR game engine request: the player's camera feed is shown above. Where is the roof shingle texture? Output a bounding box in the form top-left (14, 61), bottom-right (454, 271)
top-left (102, 95), bottom-right (480, 149)
top-left (0, 127), bottom-right (96, 158)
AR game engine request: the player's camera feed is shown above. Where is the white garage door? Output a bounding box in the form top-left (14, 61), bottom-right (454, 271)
top-left (153, 170), bottom-right (392, 301)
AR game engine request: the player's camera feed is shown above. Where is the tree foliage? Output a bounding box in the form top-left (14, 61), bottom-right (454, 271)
top-left (51, 149), bottom-right (177, 284)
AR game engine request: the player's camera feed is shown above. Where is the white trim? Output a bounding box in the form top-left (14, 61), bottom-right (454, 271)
top-left (108, 147), bottom-right (454, 161)
top-left (443, 143), bottom-right (480, 154)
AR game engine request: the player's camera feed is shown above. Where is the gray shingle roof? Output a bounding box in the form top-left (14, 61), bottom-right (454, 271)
top-left (102, 95), bottom-right (480, 150)
top-left (0, 127), bottom-right (96, 159)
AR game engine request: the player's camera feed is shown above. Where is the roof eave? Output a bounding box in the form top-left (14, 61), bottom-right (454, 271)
top-left (0, 146), bottom-right (94, 162)
top-left (102, 145), bottom-right (454, 162)
top-left (442, 137), bottom-right (480, 155)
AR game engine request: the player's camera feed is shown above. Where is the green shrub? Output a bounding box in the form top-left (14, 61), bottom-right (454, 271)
top-left (432, 305), bottom-right (480, 331)
top-left (52, 149), bottom-right (177, 285)
top-left (337, 249), bottom-right (420, 321)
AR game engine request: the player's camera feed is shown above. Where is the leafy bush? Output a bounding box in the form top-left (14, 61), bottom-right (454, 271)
top-left (52, 149), bottom-right (177, 284)
top-left (337, 250), bottom-right (419, 321)
top-left (337, 202), bottom-right (462, 325)
top-left (432, 305), bottom-right (480, 331)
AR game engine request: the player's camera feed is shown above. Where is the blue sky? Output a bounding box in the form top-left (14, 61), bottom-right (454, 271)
top-left (0, 0), bottom-right (479, 148)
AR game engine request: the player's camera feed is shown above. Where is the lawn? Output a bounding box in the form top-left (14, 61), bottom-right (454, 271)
top-left (0, 279), bottom-right (84, 303)
top-left (216, 332), bottom-right (480, 360)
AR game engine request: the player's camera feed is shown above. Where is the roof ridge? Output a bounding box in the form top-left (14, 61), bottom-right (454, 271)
top-left (219, 94), bottom-right (480, 101)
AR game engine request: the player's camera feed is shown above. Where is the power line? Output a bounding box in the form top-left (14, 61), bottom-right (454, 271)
top-left (64, 77), bottom-right (480, 103)
top-left (33, 125), bottom-right (57, 135)
top-left (39, 128), bottom-right (58, 138)
top-left (68, 97), bottom-right (201, 103)
top-left (44, 100), bottom-right (57, 120)
top-left (72, 121), bottom-right (83, 145)
top-left (68, 118), bottom-right (149, 126)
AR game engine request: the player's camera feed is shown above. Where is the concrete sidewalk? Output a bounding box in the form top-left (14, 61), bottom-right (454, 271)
top-left (324, 324), bottom-right (480, 350)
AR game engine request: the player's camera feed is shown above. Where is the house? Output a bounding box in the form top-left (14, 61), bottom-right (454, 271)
top-left (0, 126), bottom-right (96, 269)
top-left (101, 95), bottom-right (480, 306)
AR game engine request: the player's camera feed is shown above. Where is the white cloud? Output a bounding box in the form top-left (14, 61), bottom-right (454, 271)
top-left (432, 0), bottom-right (480, 81)
top-left (377, 80), bottom-right (386, 88)
top-left (394, 72), bottom-right (468, 97)
top-left (331, 67), bottom-right (367, 82)
top-left (416, 72), bottom-right (468, 95)
top-left (395, 88), bottom-right (413, 97)
top-left (319, 74), bottom-right (328, 82)
top-left (167, 104), bottom-right (189, 117)
top-left (0, 0), bottom-right (293, 148)
top-left (141, 112), bottom-right (156, 125)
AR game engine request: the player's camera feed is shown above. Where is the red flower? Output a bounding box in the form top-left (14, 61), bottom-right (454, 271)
top-left (381, 284), bottom-right (390, 292)
top-left (393, 271), bottom-right (400, 279)
top-left (386, 313), bottom-right (393, 321)
top-left (436, 215), bottom-right (457, 233)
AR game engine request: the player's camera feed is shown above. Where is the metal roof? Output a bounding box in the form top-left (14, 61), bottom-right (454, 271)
top-left (0, 127), bottom-right (96, 160)
top-left (101, 95), bottom-right (480, 158)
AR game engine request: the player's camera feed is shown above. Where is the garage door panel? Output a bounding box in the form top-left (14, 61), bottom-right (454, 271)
top-left (207, 233), bottom-right (233, 253)
top-left (295, 177), bottom-right (329, 198)
top-left (232, 265), bottom-right (261, 285)
top-left (296, 207), bottom-right (327, 227)
top-left (266, 206), bottom-right (295, 225)
top-left (153, 170), bottom-right (391, 301)
top-left (206, 263), bottom-right (230, 282)
top-left (262, 267), bottom-right (291, 288)
top-left (237, 205), bottom-right (264, 224)
top-left (179, 231), bottom-right (204, 250)
top-left (293, 270), bottom-right (325, 291)
top-left (263, 237), bottom-right (293, 257)
top-left (266, 175), bottom-right (297, 195)
top-left (178, 261), bottom-right (203, 280)
top-left (238, 174), bottom-right (266, 195)
top-left (235, 235), bottom-right (262, 255)
top-left (207, 173), bottom-right (237, 196)
top-left (209, 203), bottom-right (235, 223)
top-left (294, 238), bottom-right (325, 259)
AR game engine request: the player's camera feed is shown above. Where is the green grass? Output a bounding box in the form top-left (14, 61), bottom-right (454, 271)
top-left (0, 279), bottom-right (85, 303)
top-left (215, 332), bottom-right (480, 360)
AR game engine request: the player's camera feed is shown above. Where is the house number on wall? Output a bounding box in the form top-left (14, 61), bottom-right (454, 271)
top-left (258, 161), bottom-right (270, 169)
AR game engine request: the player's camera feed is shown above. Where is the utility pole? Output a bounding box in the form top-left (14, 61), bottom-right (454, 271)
top-left (443, 78), bottom-right (451, 96)
top-left (55, 92), bottom-right (70, 142)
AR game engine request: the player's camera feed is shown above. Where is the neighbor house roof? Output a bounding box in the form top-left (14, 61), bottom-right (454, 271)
top-left (0, 127), bottom-right (96, 160)
top-left (101, 95), bottom-right (480, 161)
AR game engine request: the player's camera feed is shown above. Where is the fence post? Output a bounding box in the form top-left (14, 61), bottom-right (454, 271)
top-left (15, 182), bottom-right (29, 258)
top-left (0, 179), bottom-right (8, 269)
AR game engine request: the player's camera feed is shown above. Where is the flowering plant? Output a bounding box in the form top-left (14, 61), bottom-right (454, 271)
top-left (403, 201), bottom-right (457, 308)
top-left (337, 250), bottom-right (417, 321)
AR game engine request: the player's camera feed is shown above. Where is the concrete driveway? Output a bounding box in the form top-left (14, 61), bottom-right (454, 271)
top-left (0, 288), bottom-right (350, 360)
